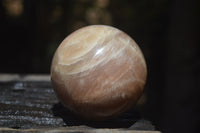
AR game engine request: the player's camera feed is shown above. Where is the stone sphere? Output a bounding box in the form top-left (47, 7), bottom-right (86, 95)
top-left (51, 25), bottom-right (147, 120)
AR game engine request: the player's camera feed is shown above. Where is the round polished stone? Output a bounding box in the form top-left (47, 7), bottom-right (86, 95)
top-left (51, 25), bottom-right (147, 120)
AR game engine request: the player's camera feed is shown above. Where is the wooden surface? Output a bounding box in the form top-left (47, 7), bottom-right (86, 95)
top-left (0, 74), bottom-right (161, 133)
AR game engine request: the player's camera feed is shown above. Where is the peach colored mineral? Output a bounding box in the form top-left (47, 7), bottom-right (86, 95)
top-left (51, 25), bottom-right (147, 120)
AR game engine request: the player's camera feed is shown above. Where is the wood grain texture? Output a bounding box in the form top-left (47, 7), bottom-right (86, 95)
top-left (0, 74), bottom-right (160, 133)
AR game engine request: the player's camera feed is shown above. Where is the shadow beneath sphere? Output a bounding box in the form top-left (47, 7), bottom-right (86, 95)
top-left (51, 102), bottom-right (141, 128)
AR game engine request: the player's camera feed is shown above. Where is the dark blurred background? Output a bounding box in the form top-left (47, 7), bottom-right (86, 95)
top-left (0, 0), bottom-right (199, 133)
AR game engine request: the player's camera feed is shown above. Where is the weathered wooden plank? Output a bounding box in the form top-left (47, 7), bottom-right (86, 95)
top-left (0, 74), bottom-right (50, 82)
top-left (0, 74), bottom-right (160, 132)
top-left (0, 127), bottom-right (161, 133)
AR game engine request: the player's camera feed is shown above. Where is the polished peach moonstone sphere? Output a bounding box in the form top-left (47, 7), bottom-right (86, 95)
top-left (51, 25), bottom-right (147, 120)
